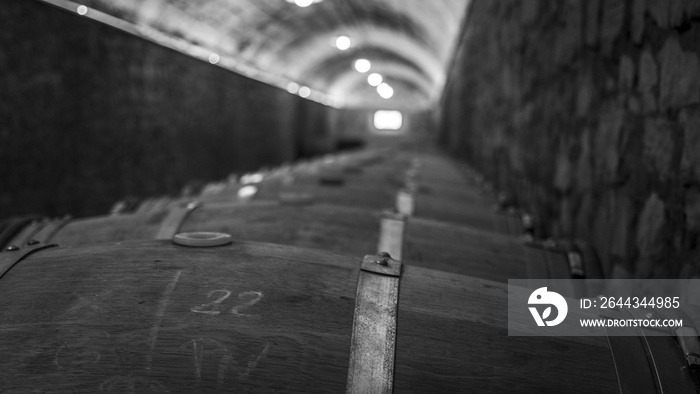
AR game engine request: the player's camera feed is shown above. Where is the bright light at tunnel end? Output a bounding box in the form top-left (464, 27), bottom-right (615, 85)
top-left (374, 110), bottom-right (403, 131)
top-left (354, 59), bottom-right (371, 73)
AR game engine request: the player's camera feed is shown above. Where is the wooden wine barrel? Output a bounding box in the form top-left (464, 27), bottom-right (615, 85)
top-left (3, 201), bottom-right (572, 282)
top-left (248, 171), bottom-right (520, 235)
top-left (1, 239), bottom-right (679, 393)
top-left (114, 147), bottom-right (516, 236)
top-left (191, 146), bottom-right (499, 211)
top-left (1, 200), bottom-right (209, 250)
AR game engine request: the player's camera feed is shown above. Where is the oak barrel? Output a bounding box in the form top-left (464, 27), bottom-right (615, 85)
top-left (250, 172), bottom-right (520, 235)
top-left (5, 201), bottom-right (571, 282)
top-left (0, 240), bottom-right (629, 393)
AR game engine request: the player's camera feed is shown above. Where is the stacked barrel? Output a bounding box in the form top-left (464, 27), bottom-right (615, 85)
top-left (0, 140), bottom-right (695, 393)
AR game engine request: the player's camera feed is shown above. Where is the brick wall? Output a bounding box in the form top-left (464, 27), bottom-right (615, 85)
top-left (0, 0), bottom-right (333, 219)
top-left (440, 0), bottom-right (700, 278)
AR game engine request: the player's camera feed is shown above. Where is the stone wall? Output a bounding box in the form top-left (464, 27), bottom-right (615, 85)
top-left (0, 0), bottom-right (333, 219)
top-left (440, 0), bottom-right (700, 278)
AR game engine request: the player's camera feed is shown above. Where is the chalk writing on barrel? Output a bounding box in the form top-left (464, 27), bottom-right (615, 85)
top-left (180, 338), bottom-right (232, 386)
top-left (54, 330), bottom-right (110, 369)
top-left (191, 290), bottom-right (263, 317)
top-left (56, 289), bottom-right (113, 369)
top-left (55, 343), bottom-right (100, 368)
top-left (180, 338), bottom-right (273, 385)
top-left (146, 270), bottom-right (182, 370)
top-left (240, 341), bottom-right (271, 379)
top-left (65, 289), bottom-right (113, 314)
top-left (190, 289), bottom-right (232, 315)
top-left (231, 291), bottom-right (263, 317)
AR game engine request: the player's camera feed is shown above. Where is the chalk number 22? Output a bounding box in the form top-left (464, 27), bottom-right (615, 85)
top-left (191, 290), bottom-right (263, 317)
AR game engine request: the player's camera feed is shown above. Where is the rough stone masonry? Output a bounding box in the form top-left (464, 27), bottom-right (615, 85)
top-left (439, 0), bottom-right (700, 278)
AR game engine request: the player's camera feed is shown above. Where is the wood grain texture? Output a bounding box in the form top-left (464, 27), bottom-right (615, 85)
top-left (404, 217), bottom-right (567, 281)
top-left (31, 216), bottom-right (72, 243)
top-left (640, 335), bottom-right (698, 393)
top-left (0, 241), bottom-right (359, 393)
top-left (412, 194), bottom-right (518, 234)
top-left (0, 242), bottom-right (58, 280)
top-left (52, 210), bottom-right (171, 246)
top-left (0, 240), bottom-right (628, 392)
top-left (0, 216), bottom-right (40, 249)
top-left (46, 199), bottom-right (560, 285)
top-left (255, 181), bottom-right (397, 212)
top-left (412, 181), bottom-right (497, 208)
top-left (6, 219), bottom-right (48, 247)
top-left (393, 265), bottom-right (619, 393)
top-left (181, 202), bottom-right (381, 258)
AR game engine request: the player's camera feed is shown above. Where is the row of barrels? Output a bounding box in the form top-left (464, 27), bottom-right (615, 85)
top-left (0, 143), bottom-right (696, 393)
top-left (1, 148), bottom-right (590, 284)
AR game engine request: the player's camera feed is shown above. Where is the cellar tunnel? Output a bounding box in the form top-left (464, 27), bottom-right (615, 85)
top-left (1, 0), bottom-right (700, 279)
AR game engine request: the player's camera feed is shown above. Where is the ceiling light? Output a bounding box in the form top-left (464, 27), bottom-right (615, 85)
top-left (336, 36), bottom-right (351, 51)
top-left (299, 86), bottom-right (311, 98)
top-left (286, 0), bottom-right (324, 6)
top-left (77, 5), bottom-right (88, 15)
top-left (354, 59), bottom-right (371, 73)
top-left (241, 173), bottom-right (264, 184)
top-left (377, 83), bottom-right (394, 99)
top-left (287, 82), bottom-right (300, 94)
top-left (368, 73), bottom-right (383, 87)
top-left (237, 185), bottom-right (258, 200)
top-left (208, 53), bottom-right (220, 64)
top-left (294, 0), bottom-right (313, 7)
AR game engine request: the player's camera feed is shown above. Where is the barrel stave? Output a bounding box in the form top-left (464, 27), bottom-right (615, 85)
top-left (52, 209), bottom-right (170, 246)
top-left (393, 265), bottom-right (619, 393)
top-left (0, 242), bottom-right (358, 393)
top-left (405, 217), bottom-right (568, 281)
top-left (181, 202), bottom-right (380, 257)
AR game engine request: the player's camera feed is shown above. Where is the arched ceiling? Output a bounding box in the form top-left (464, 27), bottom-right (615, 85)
top-left (78, 0), bottom-right (470, 109)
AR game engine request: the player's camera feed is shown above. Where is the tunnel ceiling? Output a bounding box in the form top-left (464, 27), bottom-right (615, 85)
top-left (79, 0), bottom-right (470, 109)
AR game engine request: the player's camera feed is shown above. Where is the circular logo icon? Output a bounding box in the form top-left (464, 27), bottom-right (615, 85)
top-left (528, 287), bottom-right (568, 327)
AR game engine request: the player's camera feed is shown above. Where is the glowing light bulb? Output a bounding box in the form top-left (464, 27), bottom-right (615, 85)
top-left (336, 36), bottom-right (351, 50)
top-left (299, 86), bottom-right (311, 98)
top-left (294, 0), bottom-right (313, 7)
top-left (286, 0), bottom-right (324, 6)
top-left (368, 73), bottom-right (383, 87)
top-left (237, 185), bottom-right (258, 200)
top-left (241, 173), bottom-right (264, 184)
top-left (377, 83), bottom-right (394, 99)
top-left (77, 5), bottom-right (88, 15)
top-left (287, 82), bottom-right (300, 94)
top-left (354, 59), bottom-right (371, 73)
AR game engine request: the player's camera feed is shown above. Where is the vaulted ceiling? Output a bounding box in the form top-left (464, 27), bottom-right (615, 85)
top-left (78, 0), bottom-right (470, 109)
